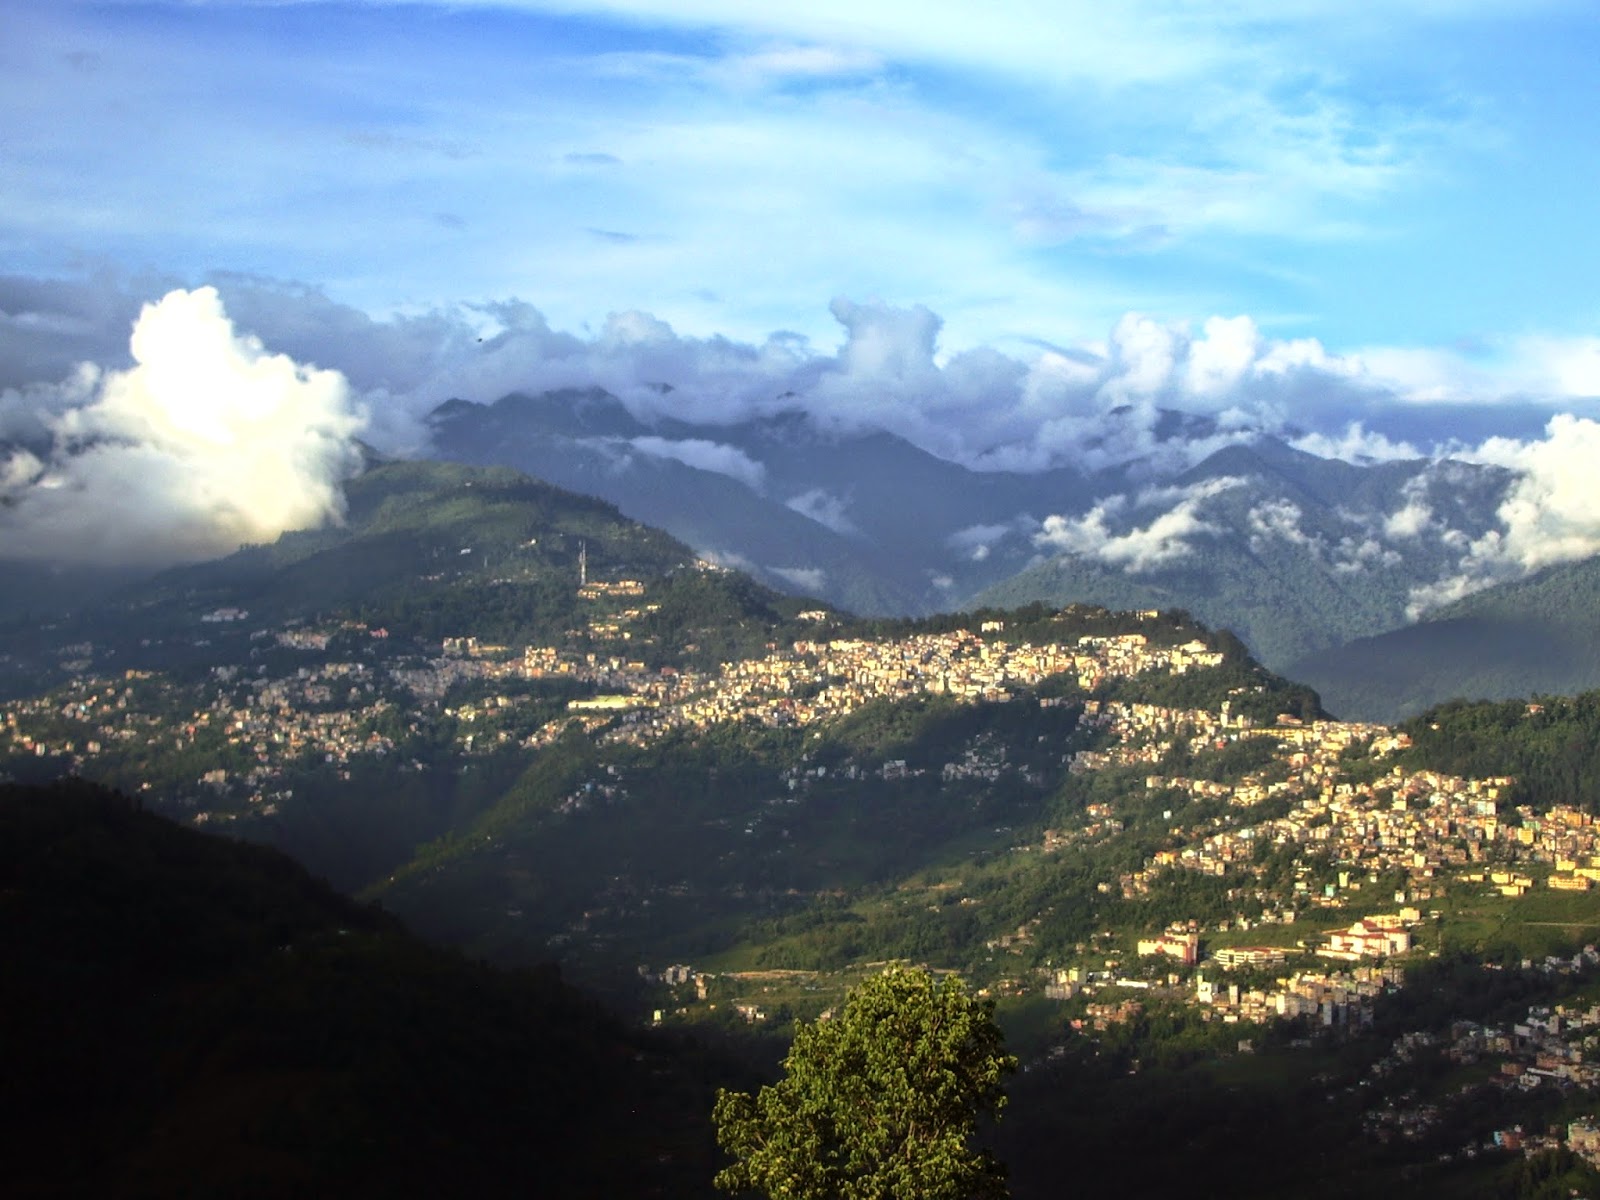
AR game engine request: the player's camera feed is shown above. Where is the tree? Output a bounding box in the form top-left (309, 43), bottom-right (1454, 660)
top-left (712, 966), bottom-right (1016, 1199)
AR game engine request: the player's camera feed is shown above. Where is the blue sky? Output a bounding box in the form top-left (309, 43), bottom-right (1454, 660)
top-left (6, 0), bottom-right (1598, 377)
top-left (5, 1), bottom-right (1600, 586)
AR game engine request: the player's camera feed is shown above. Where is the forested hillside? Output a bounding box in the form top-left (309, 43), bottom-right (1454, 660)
top-left (1291, 555), bottom-right (1600, 723)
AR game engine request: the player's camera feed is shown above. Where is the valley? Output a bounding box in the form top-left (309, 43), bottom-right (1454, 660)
top-left (8, 458), bottom-right (1600, 1196)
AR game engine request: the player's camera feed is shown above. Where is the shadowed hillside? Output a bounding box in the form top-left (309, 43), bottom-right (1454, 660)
top-left (0, 778), bottom-right (724, 1200)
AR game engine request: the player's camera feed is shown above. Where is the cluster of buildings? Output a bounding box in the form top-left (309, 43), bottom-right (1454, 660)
top-left (0, 648), bottom-right (403, 805)
top-left (587, 629), bottom-right (1225, 748)
top-left (1193, 962), bottom-right (1406, 1027)
top-left (1359, 957), bottom-right (1600, 1160)
top-left (1090, 705), bottom-right (1529, 911)
top-left (1045, 958), bottom-right (1406, 1033)
top-left (16, 589), bottom-right (1600, 1115)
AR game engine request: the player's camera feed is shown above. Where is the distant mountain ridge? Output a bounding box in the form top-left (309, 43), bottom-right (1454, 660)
top-left (976, 439), bottom-right (1512, 668)
top-left (426, 388), bottom-right (1099, 615)
top-left (426, 389), bottom-right (1514, 670)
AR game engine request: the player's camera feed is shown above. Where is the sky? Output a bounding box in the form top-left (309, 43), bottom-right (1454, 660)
top-left (3, 0), bottom-right (1600, 581)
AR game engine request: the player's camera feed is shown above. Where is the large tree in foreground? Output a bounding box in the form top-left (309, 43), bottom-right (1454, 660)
top-left (712, 966), bottom-right (1016, 1199)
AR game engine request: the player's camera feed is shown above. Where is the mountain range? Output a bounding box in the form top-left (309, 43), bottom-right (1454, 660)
top-left (10, 384), bottom-right (1600, 725)
top-left (424, 388), bottom-right (1516, 676)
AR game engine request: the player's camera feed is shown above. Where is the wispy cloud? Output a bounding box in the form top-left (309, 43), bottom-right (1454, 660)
top-left (4, 0), bottom-right (1545, 354)
top-left (625, 435), bottom-right (766, 489)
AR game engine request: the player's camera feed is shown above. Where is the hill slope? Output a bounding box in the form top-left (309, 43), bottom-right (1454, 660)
top-left (1288, 554), bottom-right (1600, 723)
top-left (0, 778), bottom-right (722, 1199)
top-left (0, 457), bottom-right (820, 696)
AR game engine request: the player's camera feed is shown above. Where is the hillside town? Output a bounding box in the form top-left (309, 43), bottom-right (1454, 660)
top-left (5, 595), bottom-right (1599, 1047)
top-left (12, 585), bottom-right (1600, 1189)
top-left (0, 609), bottom-right (1222, 795)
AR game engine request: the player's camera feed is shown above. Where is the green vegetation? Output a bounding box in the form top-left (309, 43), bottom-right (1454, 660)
top-left (14, 460), bottom-right (1600, 1198)
top-left (1092, 634), bottom-right (1326, 723)
top-left (1400, 690), bottom-right (1600, 813)
top-left (713, 967), bottom-right (1015, 1200)
top-left (971, 460), bottom-right (1449, 673)
top-left (1292, 555), bottom-right (1600, 725)
top-left (0, 459), bottom-right (803, 688)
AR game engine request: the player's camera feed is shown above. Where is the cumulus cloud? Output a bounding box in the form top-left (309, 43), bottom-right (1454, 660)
top-left (1330, 536), bottom-right (1401, 575)
top-left (1246, 497), bottom-right (1316, 551)
top-left (7, 274), bottom-right (1584, 481)
top-left (1474, 416), bottom-right (1600, 572)
top-left (627, 436), bottom-right (766, 489)
top-left (1289, 422), bottom-right (1423, 465)
top-left (1034, 476), bottom-right (1244, 573)
top-left (11, 274), bottom-right (1600, 613)
top-left (195, 285), bottom-right (1385, 476)
top-left (1244, 496), bottom-right (1404, 575)
top-left (1382, 477), bottom-right (1435, 539)
top-left (1185, 315), bottom-right (1262, 399)
top-left (0, 287), bottom-right (364, 565)
top-left (1405, 415), bottom-right (1600, 615)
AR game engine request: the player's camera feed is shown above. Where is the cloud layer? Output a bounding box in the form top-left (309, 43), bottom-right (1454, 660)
top-left (6, 274), bottom-right (1600, 619)
top-left (9, 0), bottom-right (1592, 365)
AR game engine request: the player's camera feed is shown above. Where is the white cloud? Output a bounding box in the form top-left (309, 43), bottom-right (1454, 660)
top-left (1330, 536), bottom-right (1401, 575)
top-left (708, 44), bottom-right (885, 90)
top-left (0, 287), bottom-right (364, 565)
top-left (1034, 476), bottom-right (1244, 574)
top-left (1247, 497), bottom-right (1316, 552)
top-left (627, 436), bottom-right (766, 489)
top-left (11, 274), bottom-right (1600, 615)
top-left (1245, 494), bottom-right (1407, 575)
top-left (1288, 422), bottom-right (1422, 464)
top-left (1185, 315), bottom-right (1262, 399)
top-left (7, 0), bottom-right (1513, 365)
top-left (786, 488), bottom-right (857, 535)
top-left (1406, 414), bottom-right (1600, 615)
top-left (1382, 477), bottom-right (1435, 539)
top-left (0, 448), bottom-right (44, 491)
top-left (1473, 415), bottom-right (1600, 573)
top-left (1513, 335), bottom-right (1600, 399)
top-left (948, 520), bottom-right (1027, 562)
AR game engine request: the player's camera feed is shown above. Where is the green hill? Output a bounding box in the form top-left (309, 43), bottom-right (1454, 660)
top-left (0, 458), bottom-right (824, 695)
top-left (368, 609), bottom-right (1321, 996)
top-left (1395, 689), bottom-right (1600, 813)
top-left (1289, 555), bottom-right (1600, 723)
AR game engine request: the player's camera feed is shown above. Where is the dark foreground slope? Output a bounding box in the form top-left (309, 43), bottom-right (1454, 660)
top-left (0, 779), bottom-right (722, 1200)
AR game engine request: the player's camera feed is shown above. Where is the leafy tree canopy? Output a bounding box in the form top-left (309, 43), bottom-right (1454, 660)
top-left (713, 966), bottom-right (1016, 1200)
